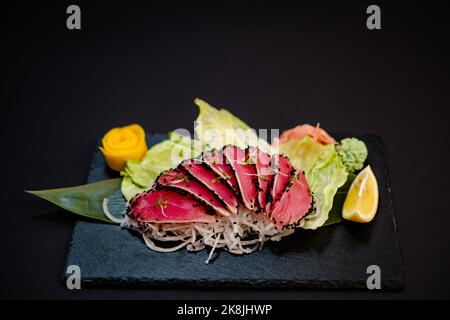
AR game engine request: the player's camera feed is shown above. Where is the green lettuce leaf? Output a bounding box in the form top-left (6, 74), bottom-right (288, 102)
top-left (120, 176), bottom-right (146, 200)
top-left (280, 136), bottom-right (348, 229)
top-left (194, 98), bottom-right (274, 154)
top-left (120, 131), bottom-right (200, 200)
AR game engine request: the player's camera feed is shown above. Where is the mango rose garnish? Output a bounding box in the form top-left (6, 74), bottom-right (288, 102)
top-left (100, 124), bottom-right (148, 171)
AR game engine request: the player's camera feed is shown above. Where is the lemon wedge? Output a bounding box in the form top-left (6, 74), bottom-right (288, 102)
top-left (342, 165), bottom-right (379, 223)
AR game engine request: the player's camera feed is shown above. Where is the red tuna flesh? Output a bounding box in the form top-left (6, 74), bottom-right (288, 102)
top-left (181, 159), bottom-right (239, 214)
top-left (270, 171), bottom-right (312, 229)
top-left (156, 168), bottom-right (230, 216)
top-left (202, 150), bottom-right (238, 192)
top-left (248, 147), bottom-right (274, 209)
top-left (127, 188), bottom-right (215, 223)
top-left (223, 145), bottom-right (259, 211)
top-left (266, 154), bottom-right (294, 214)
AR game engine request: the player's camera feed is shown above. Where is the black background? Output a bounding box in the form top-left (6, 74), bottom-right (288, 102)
top-left (2, 0), bottom-right (450, 299)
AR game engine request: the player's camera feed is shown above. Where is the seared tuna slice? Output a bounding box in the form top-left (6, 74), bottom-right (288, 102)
top-left (181, 159), bottom-right (238, 214)
top-left (156, 168), bottom-right (230, 216)
top-left (127, 188), bottom-right (215, 223)
top-left (223, 145), bottom-right (259, 211)
top-left (248, 147), bottom-right (274, 209)
top-left (266, 154), bottom-right (295, 214)
top-left (202, 150), bottom-right (238, 192)
top-left (270, 170), bottom-right (312, 229)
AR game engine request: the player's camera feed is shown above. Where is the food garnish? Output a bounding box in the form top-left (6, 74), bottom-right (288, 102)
top-left (277, 123), bottom-right (336, 146)
top-left (337, 137), bottom-right (368, 173)
top-left (100, 124), bottom-right (148, 171)
top-left (342, 165), bottom-right (379, 223)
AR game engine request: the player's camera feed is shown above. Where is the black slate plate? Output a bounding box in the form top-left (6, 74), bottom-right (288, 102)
top-left (63, 134), bottom-right (404, 289)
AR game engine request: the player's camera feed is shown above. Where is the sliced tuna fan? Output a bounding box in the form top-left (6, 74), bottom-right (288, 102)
top-left (126, 145), bottom-right (312, 230)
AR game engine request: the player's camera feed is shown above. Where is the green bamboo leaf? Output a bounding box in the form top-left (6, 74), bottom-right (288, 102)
top-left (26, 178), bottom-right (123, 224)
top-left (323, 191), bottom-right (347, 226)
top-left (323, 173), bottom-right (356, 226)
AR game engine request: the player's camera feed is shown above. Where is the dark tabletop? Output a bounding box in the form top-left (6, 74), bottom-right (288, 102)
top-left (2, 1), bottom-right (449, 299)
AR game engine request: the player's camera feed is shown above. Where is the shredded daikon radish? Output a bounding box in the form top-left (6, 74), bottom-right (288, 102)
top-left (121, 207), bottom-right (295, 264)
top-left (205, 233), bottom-right (221, 264)
top-left (142, 235), bottom-right (192, 253)
top-left (102, 198), bottom-right (125, 224)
